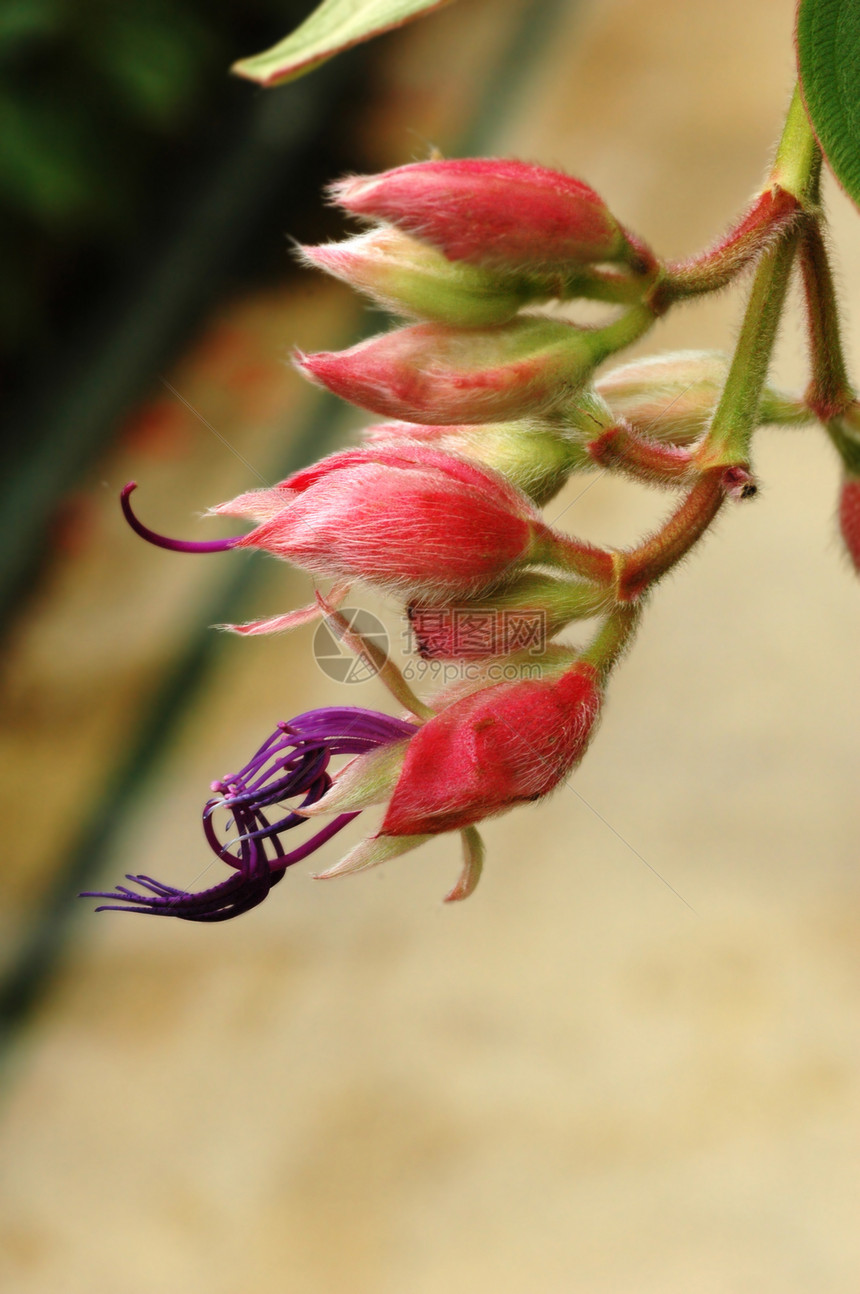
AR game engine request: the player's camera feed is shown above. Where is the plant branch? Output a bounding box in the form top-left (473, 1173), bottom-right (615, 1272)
top-left (695, 85), bottom-right (818, 472)
top-left (580, 602), bottom-right (642, 680)
top-left (799, 218), bottom-right (854, 420)
top-left (613, 471), bottom-right (725, 601)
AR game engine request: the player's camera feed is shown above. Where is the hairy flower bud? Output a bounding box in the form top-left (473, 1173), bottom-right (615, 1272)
top-left (363, 418), bottom-right (591, 505)
top-left (596, 350), bottom-right (809, 443)
top-left (121, 434), bottom-right (613, 598)
top-left (299, 228), bottom-right (535, 327)
top-left (297, 316), bottom-right (599, 424)
top-left (381, 661), bottom-right (603, 836)
top-left (330, 158), bottom-right (648, 273)
top-left (215, 444), bottom-right (549, 600)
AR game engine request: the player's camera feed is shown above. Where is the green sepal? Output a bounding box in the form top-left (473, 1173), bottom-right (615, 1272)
top-left (301, 737), bottom-right (413, 816)
top-left (301, 229), bottom-right (533, 327)
top-left (314, 830), bottom-right (433, 879)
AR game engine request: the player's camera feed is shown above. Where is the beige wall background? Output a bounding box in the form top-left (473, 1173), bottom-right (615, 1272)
top-left (2, 1), bottom-right (859, 1291)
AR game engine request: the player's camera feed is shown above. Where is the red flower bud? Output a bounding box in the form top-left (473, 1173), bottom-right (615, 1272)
top-left (297, 317), bottom-right (596, 424)
top-left (330, 158), bottom-right (633, 272)
top-left (381, 662), bottom-right (602, 836)
top-left (216, 444), bottom-right (546, 600)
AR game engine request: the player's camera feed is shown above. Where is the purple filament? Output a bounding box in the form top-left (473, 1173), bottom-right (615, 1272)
top-left (121, 482), bottom-right (241, 553)
top-left (82, 707), bottom-right (417, 922)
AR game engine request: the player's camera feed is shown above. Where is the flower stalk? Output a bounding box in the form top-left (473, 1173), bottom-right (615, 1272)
top-left (695, 87), bottom-right (818, 474)
top-left (614, 470), bottom-right (726, 602)
top-left (799, 217), bottom-right (854, 422)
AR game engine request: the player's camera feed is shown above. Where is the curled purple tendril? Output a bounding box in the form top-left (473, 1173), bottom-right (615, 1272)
top-left (121, 482), bottom-right (241, 553)
top-left (81, 708), bottom-right (417, 922)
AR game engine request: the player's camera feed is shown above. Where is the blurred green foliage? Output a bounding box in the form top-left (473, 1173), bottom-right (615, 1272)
top-left (0, 0), bottom-right (303, 365)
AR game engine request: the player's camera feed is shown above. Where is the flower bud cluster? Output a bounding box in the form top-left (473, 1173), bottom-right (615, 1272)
top-left (96, 154), bottom-right (814, 921)
top-left (297, 157), bottom-right (660, 426)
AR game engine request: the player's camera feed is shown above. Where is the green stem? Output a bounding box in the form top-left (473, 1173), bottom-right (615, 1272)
top-left (535, 525), bottom-right (614, 585)
top-left (696, 236), bottom-right (797, 468)
top-left (771, 85), bottom-right (819, 201)
top-left (580, 602), bottom-right (642, 680)
top-left (697, 85), bottom-right (817, 470)
top-left (590, 304), bottom-right (655, 365)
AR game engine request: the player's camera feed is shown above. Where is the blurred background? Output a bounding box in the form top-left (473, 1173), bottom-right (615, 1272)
top-left (2, 1), bottom-right (859, 1290)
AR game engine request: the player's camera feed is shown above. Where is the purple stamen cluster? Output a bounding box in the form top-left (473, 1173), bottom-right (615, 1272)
top-left (82, 708), bottom-right (417, 922)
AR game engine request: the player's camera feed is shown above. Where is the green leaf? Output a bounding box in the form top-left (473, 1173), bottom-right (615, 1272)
top-left (231, 0), bottom-right (455, 87)
top-left (796, 0), bottom-right (860, 207)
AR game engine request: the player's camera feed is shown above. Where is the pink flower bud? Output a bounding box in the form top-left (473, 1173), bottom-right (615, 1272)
top-left (596, 351), bottom-right (809, 444)
top-left (839, 473), bottom-right (860, 574)
top-left (381, 661), bottom-right (603, 836)
top-left (298, 228), bottom-right (533, 327)
top-left (297, 317), bottom-right (596, 424)
top-left (330, 158), bottom-right (636, 272)
top-left (216, 444), bottom-right (548, 600)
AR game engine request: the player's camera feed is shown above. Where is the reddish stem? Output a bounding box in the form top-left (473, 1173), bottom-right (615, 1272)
top-left (587, 422), bottom-right (697, 486)
top-left (798, 218), bottom-right (854, 421)
top-left (616, 471), bottom-right (725, 601)
top-left (662, 187), bottom-right (800, 301)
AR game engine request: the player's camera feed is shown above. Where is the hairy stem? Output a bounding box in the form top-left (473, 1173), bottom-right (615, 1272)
top-left (614, 471), bottom-right (725, 601)
top-left (697, 85), bottom-right (818, 471)
top-left (580, 602), bottom-right (642, 680)
top-left (799, 218), bottom-right (854, 420)
top-left (662, 187), bottom-right (800, 301)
